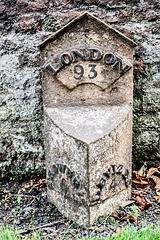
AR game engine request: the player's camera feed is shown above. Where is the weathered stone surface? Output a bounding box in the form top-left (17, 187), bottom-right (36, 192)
top-left (0, 0), bottom-right (159, 179)
top-left (45, 114), bottom-right (89, 226)
top-left (45, 105), bottom-right (130, 144)
top-left (45, 107), bottom-right (132, 226)
top-left (41, 13), bottom-right (134, 226)
top-left (40, 13), bottom-right (134, 108)
top-left (0, 33), bottom-right (45, 180)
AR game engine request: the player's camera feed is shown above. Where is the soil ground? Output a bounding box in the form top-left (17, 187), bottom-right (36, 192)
top-left (0, 177), bottom-right (159, 239)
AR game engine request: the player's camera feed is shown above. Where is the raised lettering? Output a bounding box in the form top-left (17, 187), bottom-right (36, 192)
top-left (46, 63), bottom-right (62, 75)
top-left (112, 57), bottom-right (130, 74)
top-left (87, 48), bottom-right (102, 61)
top-left (103, 168), bottom-right (111, 178)
top-left (46, 47), bottom-right (131, 82)
top-left (72, 177), bottom-right (80, 189)
top-left (116, 164), bottom-right (123, 174)
top-left (74, 65), bottom-right (84, 80)
top-left (61, 53), bottom-right (72, 65)
top-left (103, 53), bottom-right (115, 65)
top-left (71, 49), bottom-right (86, 62)
top-left (96, 178), bottom-right (106, 189)
top-left (52, 164), bottom-right (58, 174)
top-left (88, 64), bottom-right (97, 79)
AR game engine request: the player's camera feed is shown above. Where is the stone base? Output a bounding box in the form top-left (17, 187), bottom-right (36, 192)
top-left (48, 188), bottom-right (89, 227)
top-left (89, 187), bottom-right (131, 226)
top-left (48, 187), bottom-right (131, 227)
top-left (45, 105), bottom-right (132, 227)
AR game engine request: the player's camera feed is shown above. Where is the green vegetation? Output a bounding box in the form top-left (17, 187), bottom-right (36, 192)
top-left (0, 225), bottom-right (41, 240)
top-left (128, 205), bottom-right (140, 219)
top-left (0, 223), bottom-right (160, 240)
top-left (0, 225), bottom-right (18, 240)
top-left (77, 224), bottom-right (160, 240)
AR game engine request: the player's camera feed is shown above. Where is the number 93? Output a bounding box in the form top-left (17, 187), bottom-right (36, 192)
top-left (74, 64), bottom-right (97, 80)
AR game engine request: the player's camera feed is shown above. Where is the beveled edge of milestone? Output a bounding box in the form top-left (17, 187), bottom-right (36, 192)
top-left (44, 105), bottom-right (131, 145)
top-left (39, 12), bottom-right (136, 48)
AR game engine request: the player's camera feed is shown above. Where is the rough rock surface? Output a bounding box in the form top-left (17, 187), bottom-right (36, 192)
top-left (0, 0), bottom-right (160, 179)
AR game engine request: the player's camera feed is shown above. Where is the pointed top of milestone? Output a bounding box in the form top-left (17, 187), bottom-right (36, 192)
top-left (39, 12), bottom-right (136, 48)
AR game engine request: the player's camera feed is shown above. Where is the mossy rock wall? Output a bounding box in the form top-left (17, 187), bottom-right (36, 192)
top-left (0, 0), bottom-right (159, 179)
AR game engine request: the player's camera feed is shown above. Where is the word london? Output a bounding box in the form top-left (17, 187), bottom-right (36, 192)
top-left (46, 47), bottom-right (131, 76)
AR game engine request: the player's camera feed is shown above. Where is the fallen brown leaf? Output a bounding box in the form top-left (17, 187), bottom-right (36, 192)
top-left (147, 167), bottom-right (160, 177)
top-left (18, 178), bottom-right (46, 194)
top-left (60, 221), bottom-right (66, 224)
top-left (147, 167), bottom-right (160, 196)
top-left (113, 211), bottom-right (137, 223)
top-left (155, 196), bottom-right (160, 204)
top-left (113, 211), bottom-right (121, 219)
top-left (17, 188), bottom-right (25, 194)
top-left (135, 195), bottom-right (152, 210)
top-left (121, 215), bottom-right (137, 223)
top-left (132, 171), bottom-right (148, 181)
top-left (53, 234), bottom-right (58, 238)
top-left (132, 190), bottom-right (146, 195)
top-left (156, 190), bottom-right (160, 195)
top-left (38, 178), bottom-right (46, 183)
top-left (3, 189), bottom-right (10, 194)
top-left (88, 226), bottom-right (96, 230)
top-left (24, 179), bottom-right (35, 189)
top-left (132, 178), bottom-right (149, 188)
top-left (132, 170), bottom-right (149, 188)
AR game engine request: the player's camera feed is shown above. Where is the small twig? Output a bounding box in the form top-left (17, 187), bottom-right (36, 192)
top-left (41, 227), bottom-right (57, 232)
top-left (6, 194), bottom-right (37, 200)
top-left (25, 198), bottom-right (35, 208)
top-left (34, 220), bottom-right (65, 230)
top-left (19, 219), bottom-right (65, 234)
top-left (29, 180), bottom-right (46, 192)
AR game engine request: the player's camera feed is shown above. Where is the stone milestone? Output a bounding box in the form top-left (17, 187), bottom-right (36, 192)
top-left (39, 12), bottom-right (135, 227)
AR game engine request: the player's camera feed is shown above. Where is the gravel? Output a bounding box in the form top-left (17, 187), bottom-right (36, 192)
top-left (0, 178), bottom-right (159, 239)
